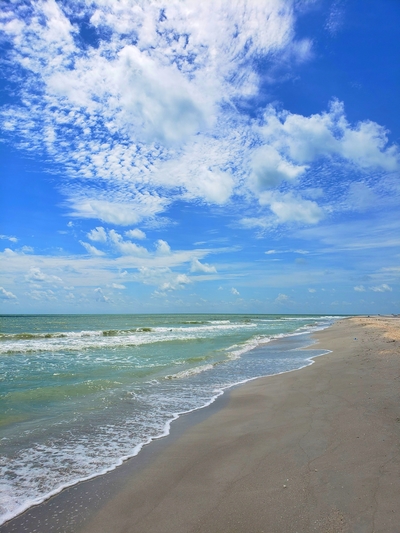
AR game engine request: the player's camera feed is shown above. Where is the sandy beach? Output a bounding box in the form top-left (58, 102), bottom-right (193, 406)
top-left (2, 316), bottom-right (400, 533)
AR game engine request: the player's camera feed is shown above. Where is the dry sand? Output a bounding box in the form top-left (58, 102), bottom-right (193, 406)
top-left (75, 316), bottom-right (400, 533)
top-left (2, 316), bottom-right (399, 533)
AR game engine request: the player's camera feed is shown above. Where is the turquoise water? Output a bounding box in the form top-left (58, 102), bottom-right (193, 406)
top-left (0, 313), bottom-right (338, 524)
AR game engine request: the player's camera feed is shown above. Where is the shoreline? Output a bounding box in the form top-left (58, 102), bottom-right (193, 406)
top-left (0, 322), bottom-right (332, 530)
top-left (2, 316), bottom-right (400, 532)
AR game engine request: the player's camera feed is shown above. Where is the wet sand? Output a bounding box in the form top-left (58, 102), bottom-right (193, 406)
top-left (2, 316), bottom-right (400, 533)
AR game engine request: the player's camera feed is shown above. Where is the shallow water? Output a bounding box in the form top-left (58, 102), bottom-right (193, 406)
top-left (0, 313), bottom-right (339, 524)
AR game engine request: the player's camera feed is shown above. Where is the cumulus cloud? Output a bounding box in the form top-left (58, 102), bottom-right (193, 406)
top-left (260, 192), bottom-right (324, 224)
top-left (258, 100), bottom-right (399, 171)
top-left (190, 258), bottom-right (217, 274)
top-left (108, 230), bottom-right (149, 256)
top-left (0, 0), bottom-right (318, 225)
top-left (87, 227), bottom-right (108, 243)
top-left (125, 229), bottom-right (146, 240)
top-left (250, 145), bottom-right (306, 190)
top-left (80, 241), bottom-right (105, 256)
top-left (0, 286), bottom-right (17, 300)
top-left (184, 169), bottom-right (235, 205)
top-left (25, 267), bottom-right (63, 285)
top-left (231, 287), bottom-right (240, 296)
top-left (156, 239), bottom-right (172, 256)
top-left (354, 285), bottom-right (366, 292)
top-left (1, 1), bottom-right (399, 235)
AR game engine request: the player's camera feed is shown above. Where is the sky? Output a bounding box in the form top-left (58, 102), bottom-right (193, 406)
top-left (0, 0), bottom-right (399, 315)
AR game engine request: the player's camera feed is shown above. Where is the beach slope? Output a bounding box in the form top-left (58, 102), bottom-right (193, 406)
top-left (79, 316), bottom-right (400, 533)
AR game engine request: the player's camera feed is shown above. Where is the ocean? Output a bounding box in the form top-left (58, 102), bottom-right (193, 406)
top-left (0, 313), bottom-right (339, 525)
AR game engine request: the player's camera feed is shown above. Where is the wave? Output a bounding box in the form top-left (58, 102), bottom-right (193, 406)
top-left (0, 322), bottom-right (258, 355)
top-left (165, 363), bottom-right (215, 379)
top-left (0, 317), bottom-right (338, 526)
top-left (0, 328), bottom-right (154, 341)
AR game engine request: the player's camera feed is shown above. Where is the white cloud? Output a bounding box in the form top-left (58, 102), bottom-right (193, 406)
top-left (125, 229), bottom-right (146, 240)
top-left (87, 227), bottom-right (108, 243)
top-left (250, 145), bottom-right (306, 190)
top-left (260, 192), bottom-right (324, 224)
top-left (184, 169), bottom-right (234, 205)
top-left (3, 248), bottom-right (18, 256)
top-left (109, 230), bottom-right (149, 256)
top-left (308, 288), bottom-right (316, 293)
top-left (68, 195), bottom-right (169, 226)
top-left (137, 267), bottom-right (191, 292)
top-left (258, 100), bottom-right (399, 171)
top-left (112, 283), bottom-right (126, 290)
top-left (345, 182), bottom-right (377, 212)
top-left (354, 285), bottom-right (366, 292)
top-left (25, 267), bottom-right (63, 285)
top-left (20, 246), bottom-right (34, 254)
top-left (0, 234), bottom-right (18, 243)
top-left (0, 0), bottom-right (316, 225)
top-left (156, 239), bottom-right (171, 256)
top-left (161, 274), bottom-right (191, 292)
top-left (265, 250), bottom-right (277, 255)
top-left (326, 0), bottom-right (345, 34)
top-left (94, 287), bottom-right (110, 302)
top-left (238, 216), bottom-right (274, 233)
top-left (0, 243), bottom-right (227, 309)
top-left (29, 289), bottom-right (57, 301)
top-left (0, 286), bottom-right (17, 300)
top-left (1, 0), bottom-right (399, 239)
top-left (190, 258), bottom-right (217, 274)
top-left (370, 284), bottom-right (392, 292)
top-left (231, 287), bottom-right (240, 296)
top-left (80, 241), bottom-right (105, 256)
top-left (275, 293), bottom-right (289, 304)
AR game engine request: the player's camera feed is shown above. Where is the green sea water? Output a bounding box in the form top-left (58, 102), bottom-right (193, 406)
top-left (0, 313), bottom-right (339, 524)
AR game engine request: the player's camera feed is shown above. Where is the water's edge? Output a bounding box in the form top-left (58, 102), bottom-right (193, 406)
top-left (0, 324), bottom-right (337, 532)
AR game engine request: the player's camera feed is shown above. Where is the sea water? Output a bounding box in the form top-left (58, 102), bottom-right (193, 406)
top-left (0, 313), bottom-right (339, 524)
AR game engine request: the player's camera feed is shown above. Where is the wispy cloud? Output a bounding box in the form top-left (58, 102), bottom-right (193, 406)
top-left (80, 241), bottom-right (106, 256)
top-left (326, 0), bottom-right (345, 35)
top-left (0, 235), bottom-right (18, 243)
top-left (354, 285), bottom-right (366, 292)
top-left (370, 284), bottom-right (392, 293)
top-left (1, 2), bottom-right (397, 232)
top-left (0, 286), bottom-right (17, 300)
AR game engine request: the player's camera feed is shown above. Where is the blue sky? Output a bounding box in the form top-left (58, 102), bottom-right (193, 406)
top-left (0, 0), bottom-right (399, 314)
